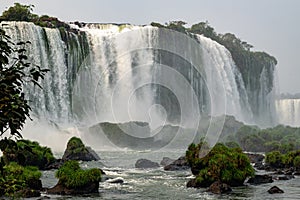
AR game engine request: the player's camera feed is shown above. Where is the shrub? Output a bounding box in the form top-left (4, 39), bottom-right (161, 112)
top-left (293, 156), bottom-right (300, 168)
top-left (1, 139), bottom-right (56, 169)
top-left (0, 162), bottom-right (41, 197)
top-left (265, 151), bottom-right (283, 168)
top-left (186, 142), bottom-right (254, 187)
top-left (266, 150), bottom-right (300, 168)
top-left (55, 160), bottom-right (101, 189)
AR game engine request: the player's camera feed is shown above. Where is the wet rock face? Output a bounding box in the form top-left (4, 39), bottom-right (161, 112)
top-left (208, 181), bottom-right (232, 194)
top-left (268, 186), bottom-right (284, 194)
top-left (246, 153), bottom-right (265, 164)
top-left (163, 156), bottom-right (189, 171)
top-left (160, 157), bottom-right (175, 167)
top-left (62, 137), bottom-right (100, 161)
top-left (135, 159), bottom-right (159, 169)
top-left (47, 182), bottom-right (100, 195)
top-left (247, 174), bottom-right (273, 185)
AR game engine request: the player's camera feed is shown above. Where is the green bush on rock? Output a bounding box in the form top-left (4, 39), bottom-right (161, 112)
top-left (55, 160), bottom-right (101, 189)
top-left (186, 142), bottom-right (254, 187)
top-left (1, 139), bottom-right (55, 169)
top-left (266, 150), bottom-right (300, 169)
top-left (0, 162), bottom-right (41, 197)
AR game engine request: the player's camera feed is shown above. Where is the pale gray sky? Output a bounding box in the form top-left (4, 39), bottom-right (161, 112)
top-left (1, 0), bottom-right (299, 93)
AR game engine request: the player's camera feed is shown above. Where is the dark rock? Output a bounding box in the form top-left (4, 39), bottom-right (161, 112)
top-left (27, 179), bottom-right (42, 190)
top-left (186, 178), bottom-right (199, 188)
top-left (284, 168), bottom-right (294, 175)
top-left (273, 170), bottom-right (284, 175)
top-left (16, 188), bottom-right (41, 198)
top-left (99, 168), bottom-right (106, 175)
top-left (106, 177), bottom-right (124, 184)
top-left (247, 174), bottom-right (273, 185)
top-left (135, 159), bottom-right (159, 169)
top-left (246, 153), bottom-right (265, 164)
top-left (294, 171), bottom-right (300, 176)
top-left (47, 181), bottom-right (99, 195)
top-left (186, 177), bottom-right (212, 188)
top-left (164, 156), bottom-right (189, 171)
top-left (160, 157), bottom-right (175, 167)
top-left (44, 159), bottom-right (64, 170)
top-left (254, 162), bottom-right (264, 169)
top-left (62, 137), bottom-right (100, 161)
top-left (37, 196), bottom-right (51, 200)
top-left (207, 181), bottom-right (232, 194)
top-left (277, 175), bottom-right (295, 180)
top-left (268, 186), bottom-right (284, 194)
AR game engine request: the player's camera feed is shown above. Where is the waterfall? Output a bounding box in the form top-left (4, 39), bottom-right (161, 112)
top-left (276, 99), bottom-right (300, 127)
top-left (2, 21), bottom-right (285, 150)
top-left (2, 21), bottom-right (279, 140)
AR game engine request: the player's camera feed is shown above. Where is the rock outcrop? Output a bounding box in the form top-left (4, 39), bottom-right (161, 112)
top-left (135, 159), bottom-right (159, 169)
top-left (62, 137), bottom-right (100, 161)
top-left (164, 156), bottom-right (189, 171)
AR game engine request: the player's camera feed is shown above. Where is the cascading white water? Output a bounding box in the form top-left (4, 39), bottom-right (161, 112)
top-left (3, 22), bottom-right (71, 125)
top-left (276, 99), bottom-right (300, 127)
top-left (195, 35), bottom-right (253, 122)
top-left (2, 21), bottom-right (257, 127)
top-left (2, 21), bottom-right (281, 149)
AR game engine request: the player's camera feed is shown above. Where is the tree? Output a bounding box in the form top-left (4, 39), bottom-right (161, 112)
top-left (189, 21), bottom-right (218, 41)
top-left (0, 3), bottom-right (38, 22)
top-left (165, 21), bottom-right (187, 33)
top-left (0, 26), bottom-right (49, 138)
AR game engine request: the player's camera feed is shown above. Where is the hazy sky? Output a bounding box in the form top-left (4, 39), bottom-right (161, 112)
top-left (1, 0), bottom-right (299, 93)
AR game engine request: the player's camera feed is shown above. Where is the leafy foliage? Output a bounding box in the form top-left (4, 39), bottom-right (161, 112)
top-left (0, 162), bottom-right (41, 197)
top-left (55, 160), bottom-right (102, 189)
top-left (266, 150), bottom-right (300, 169)
top-left (186, 142), bottom-right (254, 187)
top-left (0, 3), bottom-right (70, 30)
top-left (0, 27), bottom-right (49, 138)
top-left (0, 138), bottom-right (55, 169)
top-left (0, 3), bottom-right (37, 22)
top-left (223, 124), bottom-right (300, 153)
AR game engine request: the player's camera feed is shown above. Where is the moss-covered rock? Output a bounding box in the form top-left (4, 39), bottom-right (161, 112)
top-left (0, 138), bottom-right (56, 170)
top-left (0, 162), bottom-right (42, 197)
top-left (47, 160), bottom-right (101, 195)
top-left (186, 142), bottom-right (254, 188)
top-left (265, 150), bottom-right (300, 169)
top-left (62, 137), bottom-right (100, 161)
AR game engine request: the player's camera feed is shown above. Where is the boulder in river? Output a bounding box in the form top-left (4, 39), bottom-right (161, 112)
top-left (207, 181), bottom-right (232, 194)
top-left (164, 156), bottom-right (189, 171)
top-left (247, 174), bottom-right (273, 185)
top-left (62, 137), bottom-right (100, 161)
top-left (135, 159), bottom-right (159, 169)
top-left (268, 186), bottom-right (284, 194)
top-left (160, 157), bottom-right (175, 167)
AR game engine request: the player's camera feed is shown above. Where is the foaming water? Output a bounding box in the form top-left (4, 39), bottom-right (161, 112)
top-left (40, 150), bottom-right (300, 200)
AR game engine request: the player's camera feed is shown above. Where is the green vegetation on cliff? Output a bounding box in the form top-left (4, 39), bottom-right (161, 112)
top-left (152, 21), bottom-right (277, 122)
top-left (186, 142), bottom-right (254, 187)
top-left (0, 3), bottom-right (70, 30)
top-left (223, 124), bottom-right (300, 153)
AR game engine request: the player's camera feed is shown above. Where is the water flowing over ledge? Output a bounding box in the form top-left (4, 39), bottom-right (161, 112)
top-left (5, 21), bottom-right (299, 153)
